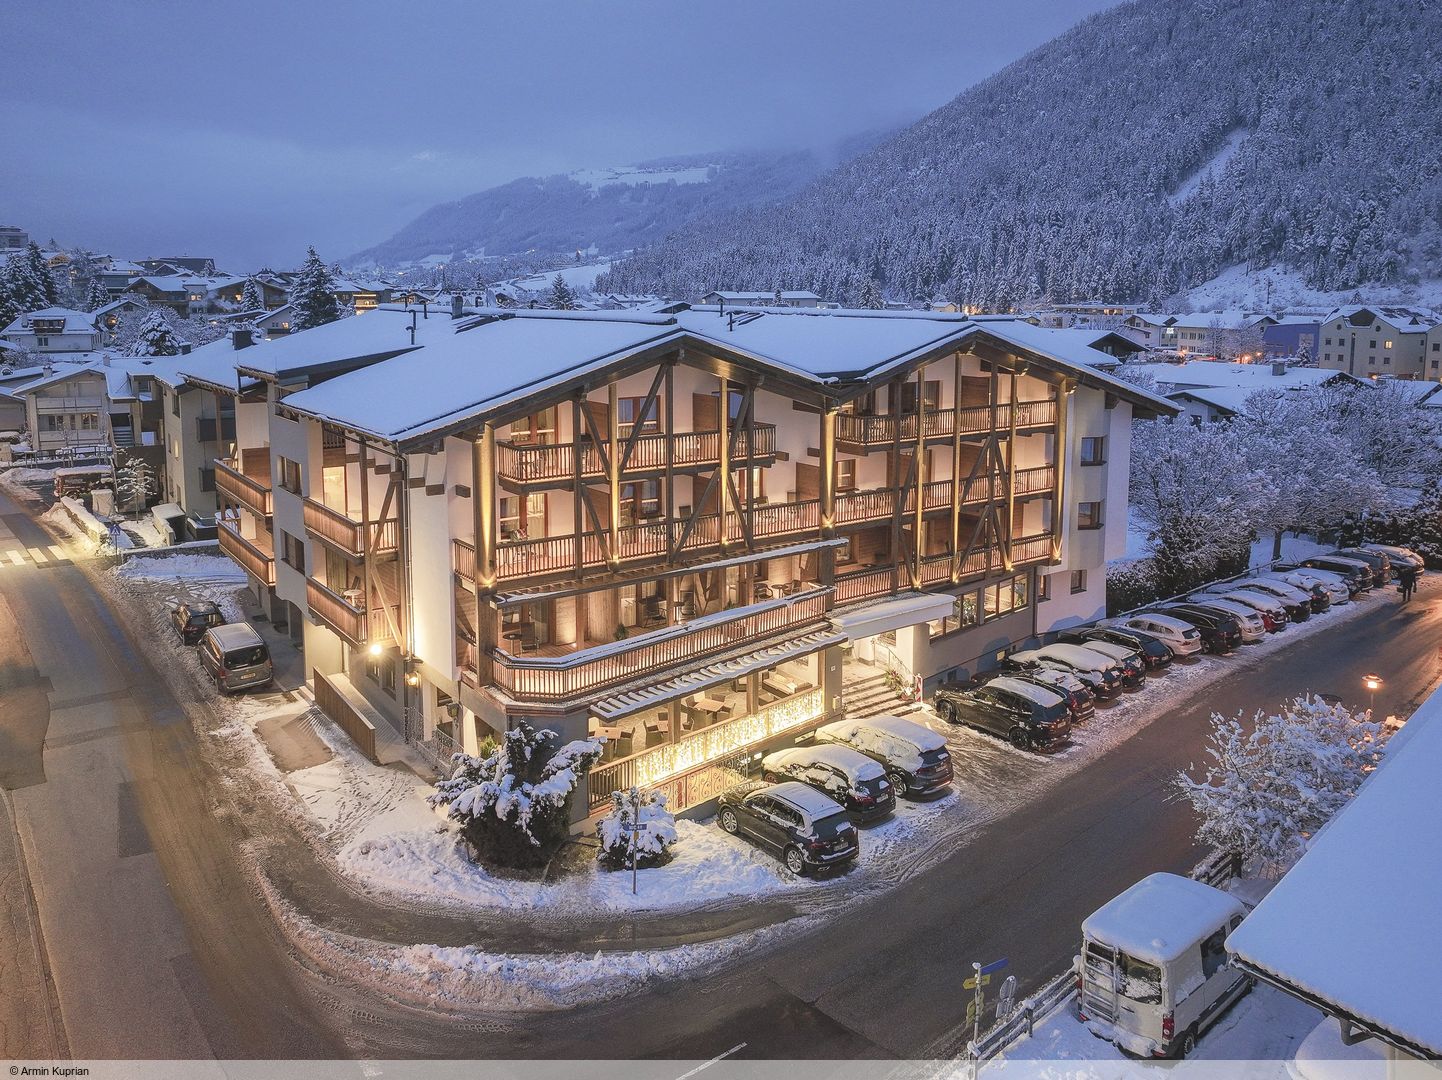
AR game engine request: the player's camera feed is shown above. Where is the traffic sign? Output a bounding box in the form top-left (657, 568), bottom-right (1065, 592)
top-left (978, 957), bottom-right (1009, 976)
top-left (963, 974), bottom-right (991, 990)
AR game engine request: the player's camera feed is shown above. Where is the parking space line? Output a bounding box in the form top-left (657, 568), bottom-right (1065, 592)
top-left (7, 550), bottom-right (23, 565)
top-left (27, 547), bottom-right (47, 563)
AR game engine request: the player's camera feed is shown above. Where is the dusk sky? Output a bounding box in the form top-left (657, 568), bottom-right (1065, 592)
top-left (1, 0), bottom-right (1114, 270)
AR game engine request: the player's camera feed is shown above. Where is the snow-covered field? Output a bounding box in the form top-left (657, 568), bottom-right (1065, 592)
top-left (1180, 261), bottom-right (1442, 315)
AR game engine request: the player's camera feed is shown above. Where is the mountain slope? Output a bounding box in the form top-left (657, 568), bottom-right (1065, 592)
top-left (351, 137), bottom-right (886, 268)
top-left (602, 0), bottom-right (1442, 307)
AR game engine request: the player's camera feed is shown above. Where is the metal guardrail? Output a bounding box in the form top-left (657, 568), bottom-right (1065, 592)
top-left (1112, 555), bottom-right (1309, 620)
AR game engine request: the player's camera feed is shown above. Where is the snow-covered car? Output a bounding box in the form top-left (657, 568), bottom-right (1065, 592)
top-left (1007, 644), bottom-right (1126, 697)
top-left (760, 745), bottom-right (895, 823)
top-left (1257, 573), bottom-right (1332, 613)
top-left (1153, 605), bottom-right (1243, 653)
top-left (1265, 568), bottom-right (1349, 606)
top-left (1360, 543), bottom-right (1424, 573)
top-left (716, 780), bottom-right (859, 876)
top-left (1297, 555), bottom-right (1373, 593)
top-left (1107, 613), bottom-right (1204, 657)
top-left (1051, 637), bottom-right (1148, 686)
top-left (1181, 596), bottom-right (1267, 643)
top-left (989, 667), bottom-right (1095, 722)
top-left (813, 715), bottom-right (952, 799)
top-left (1078, 873), bottom-right (1251, 1059)
top-left (1333, 547), bottom-right (1393, 584)
top-left (1060, 625), bottom-right (1174, 670)
top-left (1226, 579), bottom-right (1315, 622)
top-left (1200, 590), bottom-right (1289, 631)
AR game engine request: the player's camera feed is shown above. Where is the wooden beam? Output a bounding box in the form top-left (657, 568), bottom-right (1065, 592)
top-left (717, 376), bottom-right (731, 550)
top-left (1052, 380), bottom-right (1070, 562)
top-left (607, 381), bottom-right (620, 567)
top-left (664, 360), bottom-right (676, 560)
top-left (571, 396), bottom-right (584, 575)
top-left (819, 408), bottom-right (836, 538)
top-left (476, 424), bottom-right (497, 591)
top-left (951, 352), bottom-right (963, 581)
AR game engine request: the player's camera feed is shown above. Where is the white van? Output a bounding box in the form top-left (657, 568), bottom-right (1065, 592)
top-left (1078, 873), bottom-right (1251, 1059)
top-left (1107, 612), bottom-right (1204, 657)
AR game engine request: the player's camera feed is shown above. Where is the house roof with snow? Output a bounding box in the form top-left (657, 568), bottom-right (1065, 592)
top-left (701, 291), bottom-right (824, 302)
top-left (1227, 682), bottom-right (1442, 1059)
top-left (276, 307), bottom-right (1179, 448)
top-left (227, 306), bottom-right (463, 382)
top-left (1127, 360), bottom-right (1362, 391)
top-left (1, 307), bottom-right (100, 336)
top-left (1323, 304), bottom-right (1437, 332)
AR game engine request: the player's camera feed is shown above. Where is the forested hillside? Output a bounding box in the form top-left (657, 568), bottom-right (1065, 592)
top-left (602, 0), bottom-right (1442, 307)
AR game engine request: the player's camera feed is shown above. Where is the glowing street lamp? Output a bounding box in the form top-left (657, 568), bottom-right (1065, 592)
top-left (1363, 672), bottom-right (1382, 712)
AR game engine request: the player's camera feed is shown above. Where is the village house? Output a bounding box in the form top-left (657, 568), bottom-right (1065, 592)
top-left (126, 274), bottom-right (248, 317)
top-left (205, 304), bottom-right (1173, 819)
top-left (1126, 359), bottom-right (1365, 423)
top-left (1122, 310), bottom-right (1276, 357)
top-left (0, 306), bottom-right (105, 353)
top-left (699, 290), bottom-right (825, 308)
top-left (1317, 304), bottom-right (1438, 379)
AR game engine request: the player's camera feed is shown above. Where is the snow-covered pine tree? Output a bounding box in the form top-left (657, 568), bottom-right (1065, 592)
top-left (428, 721), bottom-right (603, 869)
top-left (857, 278), bottom-right (885, 309)
top-left (241, 276), bottom-right (265, 311)
top-left (290, 247), bottom-right (342, 330)
top-left (22, 242), bottom-right (58, 308)
top-left (85, 277), bottom-right (111, 312)
top-left (1175, 694), bottom-right (1388, 877)
top-left (127, 309), bottom-right (184, 356)
top-left (548, 273), bottom-right (576, 310)
top-left (0, 251), bottom-right (52, 328)
top-left (772, 286), bottom-right (783, 306)
top-left (113, 454), bottom-right (158, 511)
top-left (596, 787), bottom-right (679, 871)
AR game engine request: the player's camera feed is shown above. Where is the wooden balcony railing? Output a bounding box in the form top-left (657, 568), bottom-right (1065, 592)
top-left (218, 519), bottom-right (276, 586)
top-left (1012, 532), bottom-right (1056, 565)
top-left (489, 588), bottom-right (833, 702)
top-left (833, 530), bottom-right (1057, 605)
top-left (495, 424), bottom-right (777, 485)
top-left (303, 497), bottom-right (398, 558)
top-left (306, 578), bottom-right (368, 647)
top-left (836, 398), bottom-right (1057, 447)
top-left (214, 457), bottom-right (273, 517)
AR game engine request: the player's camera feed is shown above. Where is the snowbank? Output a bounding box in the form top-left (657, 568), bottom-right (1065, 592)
top-left (117, 552), bottom-right (248, 586)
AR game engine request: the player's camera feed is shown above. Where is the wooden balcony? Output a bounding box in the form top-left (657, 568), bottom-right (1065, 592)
top-left (306, 578), bottom-right (369, 647)
top-left (833, 531), bottom-right (1056, 604)
top-left (488, 588), bottom-right (833, 702)
top-left (455, 467), bottom-right (1054, 585)
top-left (495, 425), bottom-right (777, 486)
top-left (835, 398), bottom-right (1057, 450)
top-left (303, 497), bottom-right (398, 558)
top-left (214, 454), bottom-right (272, 517)
top-left (218, 518), bottom-right (276, 586)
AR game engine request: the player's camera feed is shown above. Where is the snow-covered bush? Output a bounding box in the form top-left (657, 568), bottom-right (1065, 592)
top-left (1106, 559), bottom-right (1161, 616)
top-left (596, 787), bottom-right (679, 871)
top-left (428, 722), bottom-right (603, 870)
top-left (1340, 480), bottom-right (1442, 569)
top-left (1175, 694), bottom-right (1389, 878)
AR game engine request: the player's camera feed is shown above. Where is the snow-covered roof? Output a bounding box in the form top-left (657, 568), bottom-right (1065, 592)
top-left (1083, 872), bottom-right (1244, 967)
top-left (1, 306), bottom-right (99, 336)
top-left (1227, 681), bottom-right (1442, 1057)
top-left (1165, 386), bottom-right (1253, 415)
top-left (8, 360), bottom-right (108, 394)
top-left (1165, 309), bottom-right (1274, 329)
top-left (230, 306), bottom-right (458, 379)
top-left (703, 291), bottom-right (823, 301)
top-left (1133, 360), bottom-right (1357, 391)
top-left (763, 744), bottom-right (885, 783)
top-left (1323, 304), bottom-right (1437, 331)
top-left (979, 321), bottom-right (1127, 369)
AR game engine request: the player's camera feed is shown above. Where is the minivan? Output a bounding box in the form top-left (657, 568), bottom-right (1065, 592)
top-left (199, 623), bottom-right (274, 693)
top-left (813, 715), bottom-right (953, 798)
top-left (1078, 873), bottom-right (1251, 1059)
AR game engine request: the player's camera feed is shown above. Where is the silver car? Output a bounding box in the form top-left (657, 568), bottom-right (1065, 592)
top-left (199, 623), bottom-right (274, 694)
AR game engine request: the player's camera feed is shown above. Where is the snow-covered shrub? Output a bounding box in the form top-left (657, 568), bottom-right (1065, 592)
top-left (1105, 559), bottom-right (1161, 616)
top-left (429, 721), bottom-right (603, 870)
top-left (1175, 694), bottom-right (1388, 877)
top-left (1340, 480), bottom-right (1442, 569)
top-left (596, 787), bottom-right (678, 871)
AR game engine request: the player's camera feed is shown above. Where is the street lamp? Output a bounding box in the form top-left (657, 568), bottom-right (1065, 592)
top-left (1363, 672), bottom-right (1382, 712)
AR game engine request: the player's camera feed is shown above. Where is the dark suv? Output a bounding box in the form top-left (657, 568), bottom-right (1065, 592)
top-left (170, 600), bottom-right (224, 646)
top-left (1297, 556), bottom-right (1373, 593)
top-left (933, 678), bottom-right (1073, 751)
top-left (1059, 626), bottom-right (1173, 670)
top-left (1333, 548), bottom-right (1392, 585)
top-left (760, 746), bottom-right (896, 823)
top-left (716, 781), bottom-right (860, 876)
top-left (814, 716), bottom-right (954, 798)
top-left (1153, 605), bottom-right (1243, 653)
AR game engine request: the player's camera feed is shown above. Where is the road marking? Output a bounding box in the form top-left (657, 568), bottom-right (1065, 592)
top-left (47, 545), bottom-right (67, 562)
top-left (7, 550), bottom-right (23, 565)
top-left (674, 1043), bottom-right (746, 1080)
top-left (27, 547), bottom-right (47, 563)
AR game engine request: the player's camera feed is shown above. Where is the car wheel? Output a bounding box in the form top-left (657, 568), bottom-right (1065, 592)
top-left (762, 770), bottom-right (780, 784)
top-left (719, 809), bottom-right (740, 835)
top-left (1009, 727), bottom-right (1031, 750)
top-left (783, 846), bottom-right (806, 876)
top-left (1177, 1030), bottom-right (1197, 1059)
top-left (888, 770), bottom-right (908, 794)
top-left (939, 702), bottom-right (958, 724)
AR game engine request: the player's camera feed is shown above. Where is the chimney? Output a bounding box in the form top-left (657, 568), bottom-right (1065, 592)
top-left (1271, 362), bottom-right (1285, 376)
top-left (451, 293), bottom-right (463, 320)
top-left (101, 353), bottom-right (111, 367)
top-left (180, 342), bottom-right (192, 355)
top-left (232, 328), bottom-right (254, 350)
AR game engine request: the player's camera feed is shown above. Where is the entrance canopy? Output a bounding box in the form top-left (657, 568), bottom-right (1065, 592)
top-left (831, 591), bottom-right (957, 642)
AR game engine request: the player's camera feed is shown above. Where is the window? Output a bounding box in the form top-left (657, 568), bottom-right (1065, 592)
top-left (1079, 436), bottom-right (1105, 466)
top-left (899, 380), bottom-right (941, 413)
top-left (1070, 569), bottom-right (1088, 594)
top-left (1383, 356), bottom-right (1391, 365)
top-left (982, 573), bottom-right (1030, 621)
top-left (280, 530), bottom-right (305, 573)
top-left (835, 459), bottom-right (856, 492)
top-left (1384, 340), bottom-right (1393, 350)
top-left (616, 396), bottom-right (659, 434)
top-left (171, 390), bottom-right (180, 417)
top-left (1324, 337), bottom-right (1331, 346)
top-left (199, 467), bottom-right (215, 493)
top-left (1077, 501), bottom-right (1104, 529)
top-left (929, 591), bottom-right (981, 638)
top-left (367, 653), bottom-right (397, 699)
top-left (278, 457), bottom-right (302, 494)
top-left (1201, 928), bottom-right (1228, 981)
top-left (509, 407), bottom-right (557, 444)
top-left (835, 537), bottom-right (854, 565)
top-left (1037, 573), bottom-right (1051, 602)
top-left (1369, 339), bottom-right (1377, 349)
top-left (1121, 955), bottom-right (1162, 1004)
top-left (1433, 343), bottom-right (1440, 352)
top-left (618, 480), bottom-right (661, 526)
top-left (498, 492), bottom-right (546, 539)
top-left (35, 336), bottom-right (48, 347)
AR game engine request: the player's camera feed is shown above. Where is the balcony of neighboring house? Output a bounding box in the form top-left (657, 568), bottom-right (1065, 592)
top-left (302, 497), bottom-right (399, 560)
top-left (487, 585), bottom-right (835, 704)
top-left (494, 423), bottom-right (778, 488)
top-left (214, 447), bottom-right (273, 518)
top-left (217, 514), bottom-right (276, 587)
top-left (306, 561), bottom-right (399, 650)
top-left (834, 397), bottom-right (1057, 452)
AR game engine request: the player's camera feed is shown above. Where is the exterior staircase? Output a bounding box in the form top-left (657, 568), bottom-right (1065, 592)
top-left (842, 670), bottom-right (924, 719)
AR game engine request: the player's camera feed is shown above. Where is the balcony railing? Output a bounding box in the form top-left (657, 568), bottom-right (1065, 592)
top-left (495, 425), bottom-right (777, 485)
top-left (215, 457), bottom-right (272, 517)
top-left (306, 578), bottom-right (368, 647)
top-left (833, 531), bottom-right (1057, 605)
top-left (835, 398), bottom-right (1057, 448)
top-left (218, 519), bottom-right (275, 586)
top-left (303, 497), bottom-right (398, 558)
top-left (488, 588), bottom-right (833, 702)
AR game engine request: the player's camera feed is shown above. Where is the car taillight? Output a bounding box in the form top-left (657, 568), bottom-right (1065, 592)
top-left (807, 838), bottom-right (826, 853)
top-left (1162, 1013), bottom-right (1174, 1040)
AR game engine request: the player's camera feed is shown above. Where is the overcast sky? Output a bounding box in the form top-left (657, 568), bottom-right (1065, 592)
top-left (1, 0), bottom-right (1114, 270)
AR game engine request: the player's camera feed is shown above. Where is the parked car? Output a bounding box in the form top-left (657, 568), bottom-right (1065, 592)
top-left (1078, 873), bottom-right (1250, 1059)
top-left (1055, 637), bottom-right (1147, 688)
top-left (989, 667), bottom-right (1095, 723)
top-left (1361, 543), bottom-right (1424, 572)
top-left (760, 745), bottom-right (895, 823)
top-left (198, 623), bottom-right (274, 694)
top-left (1151, 605), bottom-right (1242, 654)
top-left (1333, 547), bottom-right (1393, 585)
top-left (170, 600), bottom-right (224, 646)
top-left (1297, 555), bottom-right (1373, 593)
top-left (1180, 597), bottom-right (1266, 643)
top-left (813, 715), bottom-right (953, 799)
top-left (1200, 589), bottom-right (1288, 631)
top-left (1061, 625), bottom-right (1174, 670)
top-left (1265, 567), bottom-right (1350, 606)
top-left (1226, 579), bottom-right (1314, 622)
top-left (933, 677), bottom-right (1073, 751)
top-left (1107, 613), bottom-right (1204, 657)
top-left (1259, 571), bottom-right (1331, 613)
top-left (716, 781), bottom-right (859, 876)
top-left (1007, 643), bottom-right (1127, 699)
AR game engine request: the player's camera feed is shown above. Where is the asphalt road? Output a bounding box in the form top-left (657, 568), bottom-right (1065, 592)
top-left (0, 478), bottom-right (1437, 1061)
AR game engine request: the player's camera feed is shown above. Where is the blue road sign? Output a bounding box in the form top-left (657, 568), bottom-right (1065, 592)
top-left (979, 958), bottom-right (1009, 976)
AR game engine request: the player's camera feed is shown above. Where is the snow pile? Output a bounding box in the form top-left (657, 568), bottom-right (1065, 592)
top-left (116, 552), bottom-right (248, 585)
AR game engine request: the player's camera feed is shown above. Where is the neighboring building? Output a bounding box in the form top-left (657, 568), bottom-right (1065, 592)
top-left (208, 306), bottom-right (1173, 819)
top-left (0, 363), bottom-right (45, 433)
top-left (331, 277), bottom-right (391, 313)
top-left (1125, 360), bottom-right (1365, 424)
top-left (92, 295), bottom-right (149, 335)
top-left (1122, 310), bottom-right (1276, 356)
top-left (138, 256), bottom-right (218, 276)
top-left (1425, 319), bottom-right (1442, 381)
top-left (0, 307), bottom-right (104, 353)
top-left (1227, 680), bottom-right (1442, 1063)
top-left (0, 225), bottom-right (29, 251)
top-left (99, 260), bottom-right (146, 297)
top-left (1317, 305), bottom-right (1437, 379)
top-left (126, 274), bottom-right (248, 316)
top-left (10, 363), bottom-right (111, 454)
top-left (699, 290), bottom-right (824, 308)
top-left (1261, 314), bottom-right (1322, 359)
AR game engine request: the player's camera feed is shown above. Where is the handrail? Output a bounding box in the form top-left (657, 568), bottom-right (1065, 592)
top-left (496, 424), bottom-right (778, 483)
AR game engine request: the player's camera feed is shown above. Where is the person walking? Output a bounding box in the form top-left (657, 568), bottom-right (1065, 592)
top-left (1399, 564), bottom-right (1419, 602)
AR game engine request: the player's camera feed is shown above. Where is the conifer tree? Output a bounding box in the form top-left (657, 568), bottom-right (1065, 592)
top-left (127, 309), bottom-right (184, 356)
top-left (22, 242), bottom-right (58, 308)
top-left (548, 273), bottom-right (576, 310)
top-left (85, 277), bottom-right (111, 312)
top-left (241, 276), bottom-right (265, 311)
top-left (858, 278), bottom-right (885, 309)
top-left (290, 247), bottom-right (342, 330)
